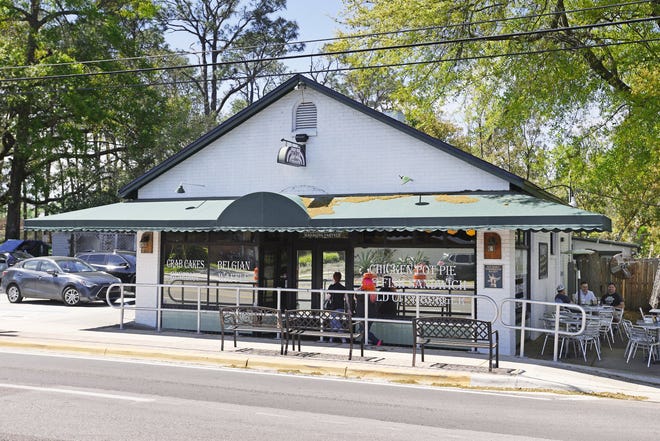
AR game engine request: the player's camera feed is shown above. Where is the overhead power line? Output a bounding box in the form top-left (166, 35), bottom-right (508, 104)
top-left (0, 0), bottom-right (650, 73)
top-left (6, 37), bottom-right (658, 96)
top-left (1, 15), bottom-right (657, 84)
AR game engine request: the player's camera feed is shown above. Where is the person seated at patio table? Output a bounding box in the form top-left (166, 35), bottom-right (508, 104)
top-left (554, 284), bottom-right (571, 304)
top-left (573, 281), bottom-right (597, 305)
top-left (600, 282), bottom-right (624, 308)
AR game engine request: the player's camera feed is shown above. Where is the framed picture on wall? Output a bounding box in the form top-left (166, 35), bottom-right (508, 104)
top-left (484, 265), bottom-right (503, 288)
top-left (484, 232), bottom-right (501, 259)
top-left (538, 242), bottom-right (548, 279)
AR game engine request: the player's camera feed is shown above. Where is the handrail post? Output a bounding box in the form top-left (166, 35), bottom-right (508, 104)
top-left (553, 304), bottom-right (561, 362)
top-left (157, 284), bottom-right (162, 332)
top-left (196, 286), bottom-right (202, 334)
top-left (119, 284), bottom-right (125, 330)
top-left (519, 301), bottom-right (527, 357)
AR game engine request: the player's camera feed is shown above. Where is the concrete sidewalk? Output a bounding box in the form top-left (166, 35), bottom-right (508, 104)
top-left (0, 298), bottom-right (658, 402)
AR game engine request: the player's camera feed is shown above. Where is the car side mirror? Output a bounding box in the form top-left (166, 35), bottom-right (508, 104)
top-left (47, 269), bottom-right (59, 276)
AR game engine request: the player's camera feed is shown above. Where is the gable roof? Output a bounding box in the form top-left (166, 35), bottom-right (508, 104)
top-left (118, 74), bottom-right (562, 203)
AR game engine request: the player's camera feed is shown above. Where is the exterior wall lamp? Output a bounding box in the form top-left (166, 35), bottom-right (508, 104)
top-left (176, 182), bottom-right (206, 194)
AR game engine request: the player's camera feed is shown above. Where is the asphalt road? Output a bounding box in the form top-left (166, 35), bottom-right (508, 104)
top-left (0, 351), bottom-right (656, 441)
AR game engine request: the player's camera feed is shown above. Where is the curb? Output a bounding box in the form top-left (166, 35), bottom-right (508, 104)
top-left (0, 338), bottom-right (482, 387)
top-left (0, 338), bottom-right (657, 401)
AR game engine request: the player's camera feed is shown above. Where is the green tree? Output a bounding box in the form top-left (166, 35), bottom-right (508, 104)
top-left (0, 0), bottom-right (200, 238)
top-left (161, 0), bottom-right (303, 120)
top-left (330, 0), bottom-right (659, 253)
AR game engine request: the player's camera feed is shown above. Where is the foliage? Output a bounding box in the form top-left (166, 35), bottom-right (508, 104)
top-left (0, 0), bottom-right (203, 237)
top-left (160, 0), bottom-right (303, 119)
top-left (322, 252), bottom-right (341, 264)
top-left (330, 0), bottom-right (660, 254)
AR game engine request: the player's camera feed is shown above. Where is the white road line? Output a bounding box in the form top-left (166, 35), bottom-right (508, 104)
top-left (0, 383), bottom-right (155, 402)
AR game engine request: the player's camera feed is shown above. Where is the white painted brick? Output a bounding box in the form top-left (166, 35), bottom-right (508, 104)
top-left (139, 89), bottom-right (509, 199)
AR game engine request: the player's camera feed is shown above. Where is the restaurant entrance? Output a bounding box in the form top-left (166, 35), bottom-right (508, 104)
top-left (259, 233), bottom-right (351, 310)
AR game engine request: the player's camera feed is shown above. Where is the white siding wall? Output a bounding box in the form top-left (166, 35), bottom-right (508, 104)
top-left (138, 89), bottom-right (509, 199)
top-left (135, 230), bottom-right (160, 328)
top-left (477, 230), bottom-right (516, 356)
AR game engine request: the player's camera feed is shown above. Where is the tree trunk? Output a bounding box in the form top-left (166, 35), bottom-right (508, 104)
top-left (5, 98), bottom-right (33, 239)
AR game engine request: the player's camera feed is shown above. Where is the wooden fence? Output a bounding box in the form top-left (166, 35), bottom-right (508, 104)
top-left (575, 256), bottom-right (659, 311)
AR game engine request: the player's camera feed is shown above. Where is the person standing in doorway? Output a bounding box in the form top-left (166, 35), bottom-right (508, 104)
top-left (574, 281), bottom-right (597, 305)
top-left (326, 272), bottom-right (348, 343)
top-left (327, 271), bottom-right (348, 311)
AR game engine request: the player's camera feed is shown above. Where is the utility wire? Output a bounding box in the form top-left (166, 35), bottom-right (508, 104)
top-left (0, 15), bottom-right (657, 84)
top-left (6, 36), bottom-right (657, 95)
top-left (1, 0), bottom-right (653, 73)
top-left (0, 0), bottom-right (650, 72)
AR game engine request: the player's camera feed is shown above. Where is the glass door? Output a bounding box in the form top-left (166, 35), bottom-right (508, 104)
top-left (295, 250), bottom-right (313, 308)
top-left (259, 246), bottom-right (288, 309)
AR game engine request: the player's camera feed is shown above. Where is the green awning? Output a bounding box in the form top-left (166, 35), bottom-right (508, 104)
top-left (24, 192), bottom-right (611, 233)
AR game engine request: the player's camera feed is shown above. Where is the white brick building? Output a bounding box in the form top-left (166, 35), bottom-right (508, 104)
top-left (26, 75), bottom-right (610, 356)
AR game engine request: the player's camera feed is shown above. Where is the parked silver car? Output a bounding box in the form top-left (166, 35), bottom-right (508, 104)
top-left (1, 256), bottom-right (122, 306)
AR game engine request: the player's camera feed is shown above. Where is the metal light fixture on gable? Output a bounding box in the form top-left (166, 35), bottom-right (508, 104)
top-left (176, 182), bottom-right (206, 194)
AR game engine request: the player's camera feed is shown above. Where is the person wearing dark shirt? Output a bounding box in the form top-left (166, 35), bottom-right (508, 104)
top-left (327, 271), bottom-right (348, 311)
top-left (554, 284), bottom-right (571, 304)
top-left (601, 282), bottom-right (624, 308)
top-left (326, 272), bottom-right (348, 343)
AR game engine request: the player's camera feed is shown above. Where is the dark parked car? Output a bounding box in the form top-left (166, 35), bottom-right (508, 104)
top-left (0, 239), bottom-right (50, 257)
top-left (0, 250), bottom-right (33, 272)
top-left (1, 256), bottom-right (122, 306)
top-left (76, 251), bottom-right (136, 283)
top-left (436, 252), bottom-right (476, 282)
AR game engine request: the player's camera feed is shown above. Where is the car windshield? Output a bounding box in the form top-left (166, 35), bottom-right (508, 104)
top-left (120, 254), bottom-right (136, 265)
top-left (55, 259), bottom-right (96, 273)
top-left (13, 251), bottom-right (33, 259)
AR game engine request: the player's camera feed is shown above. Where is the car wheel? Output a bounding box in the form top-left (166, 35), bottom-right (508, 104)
top-left (62, 286), bottom-right (81, 306)
top-left (6, 284), bottom-right (23, 303)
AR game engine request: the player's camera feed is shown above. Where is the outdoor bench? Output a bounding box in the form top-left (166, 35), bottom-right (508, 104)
top-left (412, 316), bottom-right (499, 371)
top-left (284, 309), bottom-right (364, 360)
top-left (220, 306), bottom-right (283, 354)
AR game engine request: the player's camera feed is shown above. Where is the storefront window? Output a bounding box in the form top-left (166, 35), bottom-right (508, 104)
top-left (353, 247), bottom-right (475, 290)
top-left (161, 232), bottom-right (256, 309)
top-left (353, 246), bottom-right (476, 322)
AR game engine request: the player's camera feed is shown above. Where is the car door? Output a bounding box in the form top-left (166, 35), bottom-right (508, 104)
top-left (33, 259), bottom-right (61, 299)
top-left (83, 254), bottom-right (107, 272)
top-left (15, 259), bottom-right (41, 296)
top-left (106, 254), bottom-right (129, 281)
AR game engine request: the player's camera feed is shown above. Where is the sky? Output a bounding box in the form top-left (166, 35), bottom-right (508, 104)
top-left (166, 0), bottom-right (345, 73)
top-left (283, 0), bottom-right (343, 41)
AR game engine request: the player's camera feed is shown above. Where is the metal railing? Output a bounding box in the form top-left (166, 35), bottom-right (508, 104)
top-left (107, 282), bottom-right (499, 337)
top-left (499, 298), bottom-right (587, 362)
